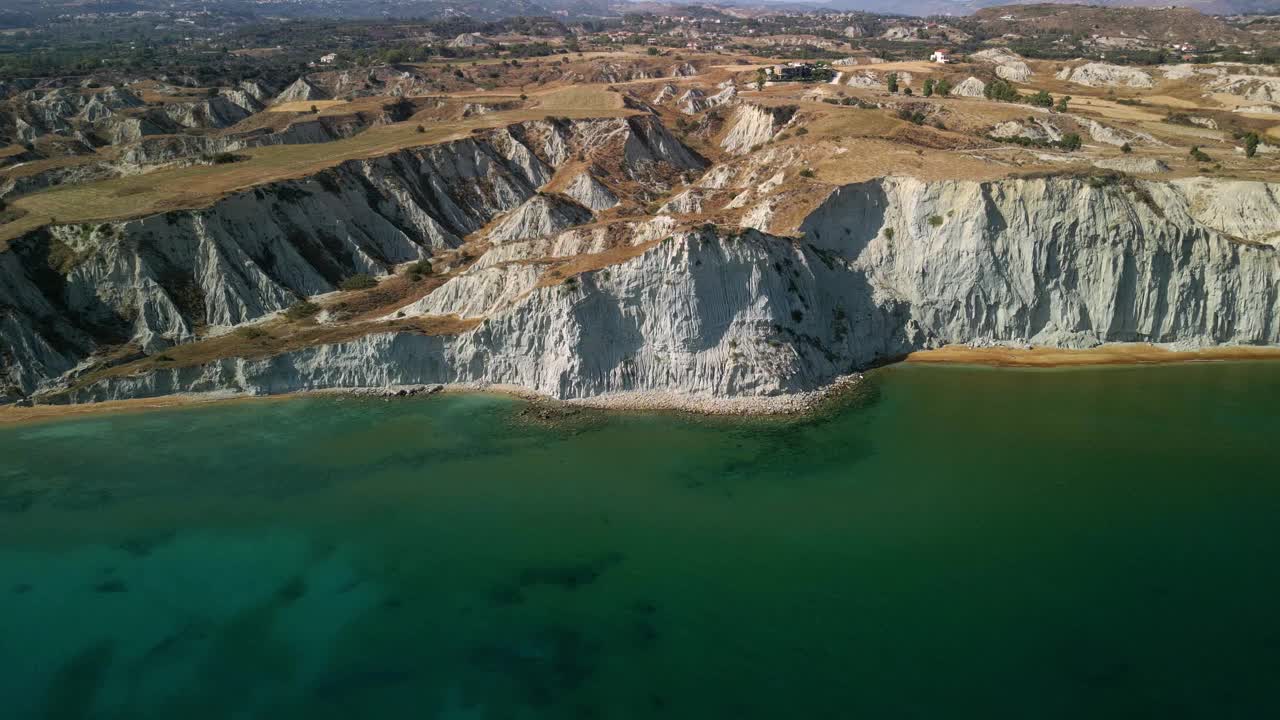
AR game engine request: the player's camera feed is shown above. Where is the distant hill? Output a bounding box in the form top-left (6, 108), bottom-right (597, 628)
top-left (1, 0), bottom-right (1275, 23)
top-left (967, 3), bottom-right (1253, 42)
top-left (825, 0), bottom-right (1280, 17)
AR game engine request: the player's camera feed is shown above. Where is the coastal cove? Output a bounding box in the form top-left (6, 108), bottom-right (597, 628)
top-left (3, 362), bottom-right (1280, 718)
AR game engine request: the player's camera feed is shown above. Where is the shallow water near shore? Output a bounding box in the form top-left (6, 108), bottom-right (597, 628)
top-left (3, 362), bottom-right (1280, 719)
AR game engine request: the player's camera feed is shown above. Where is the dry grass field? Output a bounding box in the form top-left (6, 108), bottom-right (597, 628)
top-left (0, 97), bottom-right (638, 247)
top-left (268, 100), bottom-right (351, 113)
top-left (4, 48), bottom-right (1280, 252)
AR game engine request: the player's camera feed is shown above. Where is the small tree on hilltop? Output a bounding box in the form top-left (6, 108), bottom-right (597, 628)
top-left (1055, 95), bottom-right (1071, 113)
top-left (923, 78), bottom-right (934, 97)
top-left (886, 72), bottom-right (899, 94)
top-left (935, 78), bottom-right (951, 97)
top-left (985, 79), bottom-right (1020, 103)
top-left (1244, 132), bottom-right (1260, 158)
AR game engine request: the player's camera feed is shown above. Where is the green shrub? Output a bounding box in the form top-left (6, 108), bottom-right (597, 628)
top-left (1244, 132), bottom-right (1260, 158)
top-left (984, 79), bottom-right (1021, 103)
top-left (235, 326), bottom-right (269, 340)
top-left (1121, 142), bottom-right (1132, 154)
top-left (1027, 90), bottom-right (1054, 108)
top-left (799, 168), bottom-right (815, 179)
top-left (404, 259), bottom-right (433, 278)
top-left (339, 273), bottom-right (377, 291)
top-left (928, 215), bottom-right (943, 227)
top-left (1189, 145), bottom-right (1211, 162)
top-left (897, 109), bottom-right (926, 126)
top-left (884, 227), bottom-right (895, 239)
top-left (284, 300), bottom-right (321, 321)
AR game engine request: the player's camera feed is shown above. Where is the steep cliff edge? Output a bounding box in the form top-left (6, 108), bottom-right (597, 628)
top-left (0, 115), bottom-right (705, 402)
top-left (27, 174), bottom-right (1280, 408)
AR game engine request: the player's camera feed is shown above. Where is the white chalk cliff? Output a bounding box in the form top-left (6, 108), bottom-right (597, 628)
top-left (3, 111), bottom-right (1279, 407)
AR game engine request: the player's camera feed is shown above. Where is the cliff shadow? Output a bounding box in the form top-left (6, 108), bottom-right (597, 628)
top-left (797, 180), bottom-right (888, 262)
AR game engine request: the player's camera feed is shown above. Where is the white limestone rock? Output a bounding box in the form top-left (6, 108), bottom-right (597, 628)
top-left (951, 77), bottom-right (987, 98)
top-left (486, 194), bottom-right (594, 245)
top-left (972, 48), bottom-right (1033, 83)
top-left (1062, 63), bottom-right (1154, 89)
top-left (563, 172), bottom-right (619, 212)
top-left (720, 104), bottom-right (796, 156)
top-left (58, 177), bottom-right (1280, 406)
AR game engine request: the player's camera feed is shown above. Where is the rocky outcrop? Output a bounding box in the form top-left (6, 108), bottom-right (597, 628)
top-left (563, 172), bottom-right (619, 212)
top-left (1058, 63), bottom-right (1154, 89)
top-left (486, 194), bottom-right (594, 245)
top-left (678, 89), bottom-right (707, 115)
top-left (162, 96), bottom-right (254, 129)
top-left (448, 33), bottom-right (485, 49)
top-left (238, 80), bottom-right (273, 104)
top-left (1211, 75), bottom-right (1280, 104)
top-left (1077, 117), bottom-right (1163, 148)
top-left (972, 48), bottom-right (1033, 83)
top-left (659, 188), bottom-right (709, 215)
top-left (1094, 157), bottom-right (1170, 174)
top-left (721, 104), bottom-right (797, 155)
top-left (844, 72), bottom-right (881, 89)
top-left (33, 174), bottom-right (1280, 407)
top-left (220, 87), bottom-right (266, 115)
top-left (118, 115), bottom-right (370, 168)
top-left (951, 77), bottom-right (987, 98)
top-left (7, 85), bottom-right (144, 143)
top-left (1173, 178), bottom-right (1280, 246)
top-left (989, 119), bottom-right (1061, 143)
top-left (103, 116), bottom-right (169, 145)
top-left (273, 77), bottom-right (329, 105)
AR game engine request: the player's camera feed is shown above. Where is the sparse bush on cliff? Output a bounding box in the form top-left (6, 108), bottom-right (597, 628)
top-left (285, 300), bottom-right (321, 321)
top-left (339, 273), bottom-right (377, 291)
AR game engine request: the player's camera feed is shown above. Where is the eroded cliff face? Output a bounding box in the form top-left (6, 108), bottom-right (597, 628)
top-left (0, 115), bottom-right (705, 401)
top-left (37, 174), bottom-right (1280, 406)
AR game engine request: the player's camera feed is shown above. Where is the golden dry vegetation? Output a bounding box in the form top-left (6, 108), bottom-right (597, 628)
top-left (0, 88), bottom-right (636, 248)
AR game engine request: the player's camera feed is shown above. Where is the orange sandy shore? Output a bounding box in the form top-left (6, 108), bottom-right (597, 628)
top-left (4, 344), bottom-right (1280, 426)
top-left (0, 394), bottom-right (281, 427)
top-left (905, 343), bottom-right (1280, 367)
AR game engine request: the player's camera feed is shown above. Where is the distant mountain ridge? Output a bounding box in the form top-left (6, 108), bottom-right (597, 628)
top-left (0, 0), bottom-right (1275, 21)
top-left (822, 0), bottom-right (1278, 16)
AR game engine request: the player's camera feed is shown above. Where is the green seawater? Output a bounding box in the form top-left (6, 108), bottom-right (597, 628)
top-left (3, 363), bottom-right (1280, 719)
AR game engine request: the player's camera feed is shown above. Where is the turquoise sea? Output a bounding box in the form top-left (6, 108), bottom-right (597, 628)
top-left (3, 362), bottom-right (1280, 719)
